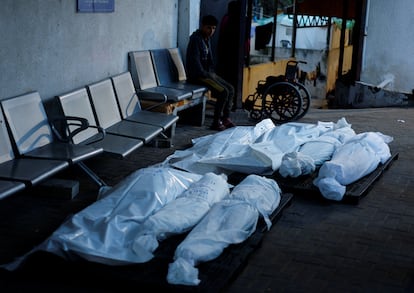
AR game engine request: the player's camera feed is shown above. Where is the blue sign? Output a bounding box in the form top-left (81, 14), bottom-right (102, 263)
top-left (77, 0), bottom-right (114, 13)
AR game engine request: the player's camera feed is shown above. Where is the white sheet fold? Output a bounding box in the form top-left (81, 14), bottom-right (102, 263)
top-left (167, 175), bottom-right (281, 286)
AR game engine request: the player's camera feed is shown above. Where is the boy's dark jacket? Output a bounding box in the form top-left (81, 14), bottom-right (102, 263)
top-left (186, 29), bottom-right (215, 81)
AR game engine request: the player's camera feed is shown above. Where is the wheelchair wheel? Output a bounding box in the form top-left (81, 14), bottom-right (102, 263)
top-left (261, 81), bottom-right (302, 123)
top-left (250, 109), bottom-right (262, 121)
top-left (294, 82), bottom-right (311, 120)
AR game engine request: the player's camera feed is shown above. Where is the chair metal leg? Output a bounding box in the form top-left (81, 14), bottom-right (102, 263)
top-left (77, 161), bottom-right (107, 188)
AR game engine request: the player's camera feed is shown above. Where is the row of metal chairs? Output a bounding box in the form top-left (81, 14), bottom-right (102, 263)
top-left (128, 48), bottom-right (208, 126)
top-left (0, 71), bottom-right (179, 200)
top-left (0, 91), bottom-right (103, 199)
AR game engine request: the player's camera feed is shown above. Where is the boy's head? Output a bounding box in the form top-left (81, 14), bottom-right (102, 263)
top-left (202, 15), bottom-right (218, 26)
top-left (200, 15), bottom-right (218, 38)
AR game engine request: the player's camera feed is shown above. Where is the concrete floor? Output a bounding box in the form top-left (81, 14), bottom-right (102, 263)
top-left (224, 103), bottom-right (414, 293)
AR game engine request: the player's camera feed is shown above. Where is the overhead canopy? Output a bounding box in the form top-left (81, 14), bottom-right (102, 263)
top-left (286, 0), bottom-right (357, 19)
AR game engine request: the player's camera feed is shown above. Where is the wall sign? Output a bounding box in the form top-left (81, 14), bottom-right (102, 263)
top-left (77, 0), bottom-right (114, 13)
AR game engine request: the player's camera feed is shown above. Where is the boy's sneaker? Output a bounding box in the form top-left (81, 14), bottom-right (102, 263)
top-left (222, 118), bottom-right (236, 128)
top-left (210, 120), bottom-right (226, 131)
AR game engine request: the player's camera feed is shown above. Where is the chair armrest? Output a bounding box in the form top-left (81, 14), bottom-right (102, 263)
top-left (136, 91), bottom-right (168, 111)
top-left (50, 116), bottom-right (88, 142)
top-left (49, 116), bottom-right (105, 144)
top-left (84, 125), bottom-right (106, 144)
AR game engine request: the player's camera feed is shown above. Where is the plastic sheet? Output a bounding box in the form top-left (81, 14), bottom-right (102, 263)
top-left (3, 167), bottom-right (203, 269)
top-left (298, 136), bottom-right (341, 166)
top-left (167, 175), bottom-right (281, 286)
top-left (279, 152), bottom-right (316, 178)
top-left (132, 172), bottom-right (230, 263)
top-left (314, 132), bottom-right (393, 201)
top-left (162, 119), bottom-right (275, 175)
top-left (279, 118), bottom-right (356, 177)
top-left (163, 119), bottom-right (345, 175)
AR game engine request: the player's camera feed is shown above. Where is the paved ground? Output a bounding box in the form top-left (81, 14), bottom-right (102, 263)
top-left (0, 100), bottom-right (413, 292)
top-left (224, 104), bottom-right (414, 293)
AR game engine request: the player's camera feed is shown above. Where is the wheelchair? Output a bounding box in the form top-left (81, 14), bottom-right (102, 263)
top-left (243, 60), bottom-right (311, 124)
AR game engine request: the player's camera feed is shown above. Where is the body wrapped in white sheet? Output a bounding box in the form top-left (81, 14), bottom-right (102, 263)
top-left (3, 167), bottom-right (202, 269)
top-left (167, 175), bottom-right (281, 286)
top-left (132, 172), bottom-right (230, 262)
top-left (163, 118), bottom-right (357, 176)
top-left (279, 118), bottom-right (356, 177)
top-left (313, 132), bottom-right (393, 201)
top-left (279, 151), bottom-right (316, 178)
top-left (162, 119), bottom-right (275, 175)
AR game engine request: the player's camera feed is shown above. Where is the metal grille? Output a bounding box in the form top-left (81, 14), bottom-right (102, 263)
top-left (289, 15), bottom-right (330, 28)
